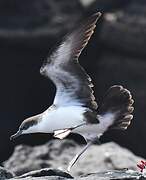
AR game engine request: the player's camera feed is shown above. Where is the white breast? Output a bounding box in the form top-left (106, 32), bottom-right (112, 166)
top-left (38, 106), bottom-right (86, 133)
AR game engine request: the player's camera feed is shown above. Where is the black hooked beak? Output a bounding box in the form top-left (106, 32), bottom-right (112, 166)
top-left (10, 130), bottom-right (22, 141)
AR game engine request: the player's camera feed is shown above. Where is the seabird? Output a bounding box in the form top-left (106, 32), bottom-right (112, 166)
top-left (10, 12), bottom-right (134, 172)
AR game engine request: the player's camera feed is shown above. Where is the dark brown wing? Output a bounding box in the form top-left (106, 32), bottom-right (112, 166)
top-left (40, 12), bottom-right (101, 110)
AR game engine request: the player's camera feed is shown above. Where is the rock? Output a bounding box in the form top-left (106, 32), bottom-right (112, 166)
top-left (4, 140), bottom-right (78, 176)
top-left (4, 140), bottom-right (144, 177)
top-left (0, 166), bottom-right (14, 179)
top-left (78, 170), bottom-right (146, 180)
top-left (70, 141), bottom-right (143, 176)
top-left (17, 168), bottom-right (73, 179)
top-left (100, 1), bottom-right (146, 56)
top-left (9, 169), bottom-right (146, 180)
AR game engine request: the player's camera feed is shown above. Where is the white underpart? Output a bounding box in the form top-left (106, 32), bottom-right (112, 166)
top-left (37, 106), bottom-right (115, 140)
top-left (73, 112), bottom-right (115, 140)
top-left (24, 109), bottom-right (115, 142)
top-left (38, 106), bottom-right (86, 133)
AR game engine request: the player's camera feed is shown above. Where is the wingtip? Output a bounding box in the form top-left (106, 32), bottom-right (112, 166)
top-left (87, 12), bottom-right (102, 27)
top-left (95, 12), bottom-right (102, 17)
top-left (92, 12), bottom-right (102, 20)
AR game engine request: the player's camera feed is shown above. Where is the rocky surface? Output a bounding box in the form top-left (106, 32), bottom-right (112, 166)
top-left (8, 169), bottom-right (146, 180)
top-left (0, 166), bottom-right (14, 179)
top-left (16, 168), bottom-right (73, 179)
top-left (4, 139), bottom-right (145, 178)
top-left (79, 170), bottom-right (146, 180)
top-left (0, 167), bottom-right (145, 180)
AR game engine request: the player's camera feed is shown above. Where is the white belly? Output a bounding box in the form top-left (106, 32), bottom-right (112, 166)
top-left (38, 107), bottom-right (115, 141)
top-left (73, 112), bottom-right (115, 140)
top-left (39, 106), bottom-right (87, 133)
top-left (73, 124), bottom-right (102, 140)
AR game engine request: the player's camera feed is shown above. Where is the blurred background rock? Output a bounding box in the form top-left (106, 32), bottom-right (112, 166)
top-left (0, 0), bottom-right (145, 165)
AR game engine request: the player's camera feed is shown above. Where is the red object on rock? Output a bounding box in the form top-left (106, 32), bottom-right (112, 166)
top-left (137, 160), bottom-right (146, 172)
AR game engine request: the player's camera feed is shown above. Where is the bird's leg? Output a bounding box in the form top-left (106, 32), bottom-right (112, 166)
top-left (67, 137), bottom-right (100, 172)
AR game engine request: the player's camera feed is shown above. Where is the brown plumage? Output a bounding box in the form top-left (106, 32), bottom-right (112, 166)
top-left (97, 85), bottom-right (134, 130)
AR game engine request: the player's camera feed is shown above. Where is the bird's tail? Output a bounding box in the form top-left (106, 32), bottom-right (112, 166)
top-left (97, 85), bottom-right (134, 132)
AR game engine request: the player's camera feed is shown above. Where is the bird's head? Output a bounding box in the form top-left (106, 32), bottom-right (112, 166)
top-left (10, 114), bottom-right (41, 140)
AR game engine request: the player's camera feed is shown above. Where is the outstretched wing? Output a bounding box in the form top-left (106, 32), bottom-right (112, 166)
top-left (40, 12), bottom-right (101, 110)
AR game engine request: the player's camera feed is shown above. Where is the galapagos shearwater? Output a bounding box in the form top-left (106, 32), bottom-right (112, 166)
top-left (10, 12), bottom-right (134, 172)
